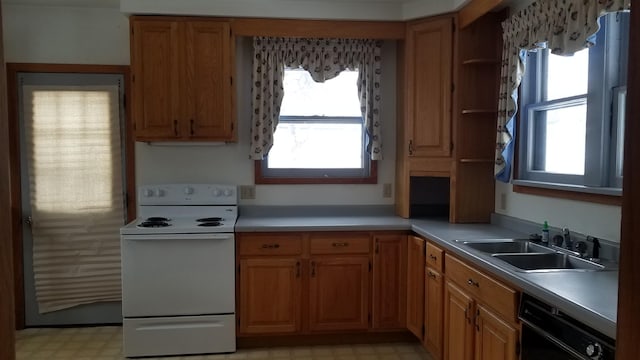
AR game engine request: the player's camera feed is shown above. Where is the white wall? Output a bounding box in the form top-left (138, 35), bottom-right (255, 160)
top-left (136, 38), bottom-right (398, 206)
top-left (2, 6), bottom-right (397, 206)
top-left (495, 182), bottom-right (622, 242)
top-left (2, 4), bottom-right (129, 64)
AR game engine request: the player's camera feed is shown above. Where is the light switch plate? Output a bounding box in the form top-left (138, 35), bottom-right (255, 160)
top-left (383, 183), bottom-right (392, 198)
top-left (239, 185), bottom-right (256, 200)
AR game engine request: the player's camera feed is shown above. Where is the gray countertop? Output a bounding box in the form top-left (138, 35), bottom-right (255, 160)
top-left (235, 211), bottom-right (618, 339)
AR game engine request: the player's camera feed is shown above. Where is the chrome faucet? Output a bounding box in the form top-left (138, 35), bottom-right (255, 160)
top-left (562, 227), bottom-right (573, 250)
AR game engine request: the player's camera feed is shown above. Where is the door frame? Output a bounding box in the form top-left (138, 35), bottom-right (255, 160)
top-left (6, 63), bottom-right (136, 329)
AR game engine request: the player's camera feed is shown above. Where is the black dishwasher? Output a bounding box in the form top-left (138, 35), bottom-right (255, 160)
top-left (519, 293), bottom-right (615, 360)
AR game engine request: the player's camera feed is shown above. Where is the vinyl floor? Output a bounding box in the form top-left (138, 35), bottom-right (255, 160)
top-left (16, 326), bottom-right (434, 360)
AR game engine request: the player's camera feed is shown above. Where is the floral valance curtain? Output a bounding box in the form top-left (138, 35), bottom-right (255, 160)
top-left (495, 0), bottom-right (631, 182)
top-left (250, 37), bottom-right (382, 160)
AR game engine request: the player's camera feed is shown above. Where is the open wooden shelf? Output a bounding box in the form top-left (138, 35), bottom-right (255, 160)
top-left (459, 158), bottom-right (494, 163)
top-left (461, 109), bottom-right (497, 115)
top-left (462, 58), bottom-right (499, 65)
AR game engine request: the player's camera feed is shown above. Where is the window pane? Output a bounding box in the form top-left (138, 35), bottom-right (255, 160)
top-left (534, 104), bottom-right (587, 175)
top-left (280, 69), bottom-right (361, 117)
top-left (546, 48), bottom-right (589, 100)
top-left (268, 122), bottom-right (363, 169)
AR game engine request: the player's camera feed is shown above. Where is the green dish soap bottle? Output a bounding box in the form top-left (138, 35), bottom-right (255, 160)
top-left (542, 221), bottom-right (550, 246)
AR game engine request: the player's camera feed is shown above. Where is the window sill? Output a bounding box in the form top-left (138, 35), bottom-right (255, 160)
top-left (254, 160), bottom-right (378, 185)
top-left (512, 180), bottom-right (622, 206)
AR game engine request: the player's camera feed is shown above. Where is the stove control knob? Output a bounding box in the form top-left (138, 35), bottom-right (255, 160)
top-left (223, 189), bottom-right (233, 197)
top-left (155, 189), bottom-right (165, 197)
top-left (213, 189), bottom-right (222, 197)
top-left (184, 186), bottom-right (194, 195)
top-left (143, 189), bottom-right (154, 197)
top-left (586, 342), bottom-right (602, 359)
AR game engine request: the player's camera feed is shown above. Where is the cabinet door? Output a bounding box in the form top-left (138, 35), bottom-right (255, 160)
top-left (444, 281), bottom-right (474, 360)
top-left (131, 19), bottom-right (181, 140)
top-left (406, 16), bottom-right (453, 158)
top-left (184, 21), bottom-right (234, 141)
top-left (239, 258), bottom-right (301, 334)
top-left (406, 236), bottom-right (425, 338)
top-left (474, 305), bottom-right (518, 360)
top-left (309, 257), bottom-right (370, 331)
top-left (372, 234), bottom-right (406, 329)
top-left (424, 267), bottom-right (443, 360)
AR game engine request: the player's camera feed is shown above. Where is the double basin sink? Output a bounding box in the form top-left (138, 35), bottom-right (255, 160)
top-left (455, 239), bottom-right (608, 272)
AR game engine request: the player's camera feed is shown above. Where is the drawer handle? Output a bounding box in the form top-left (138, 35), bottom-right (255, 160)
top-left (173, 119), bottom-right (178, 136)
top-left (428, 271), bottom-right (437, 279)
top-left (467, 278), bottom-right (479, 287)
top-left (429, 254), bottom-right (438, 261)
top-left (296, 261), bottom-right (300, 278)
top-left (332, 242), bottom-right (349, 247)
top-left (190, 119), bottom-right (194, 135)
top-left (311, 261), bottom-right (316, 277)
top-left (261, 243), bottom-right (280, 249)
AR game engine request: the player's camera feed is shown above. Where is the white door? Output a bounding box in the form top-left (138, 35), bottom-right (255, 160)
top-left (18, 72), bottom-right (127, 326)
top-left (122, 233), bottom-right (235, 317)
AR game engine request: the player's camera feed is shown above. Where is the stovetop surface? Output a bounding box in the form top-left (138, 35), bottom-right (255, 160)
top-left (121, 184), bottom-right (238, 235)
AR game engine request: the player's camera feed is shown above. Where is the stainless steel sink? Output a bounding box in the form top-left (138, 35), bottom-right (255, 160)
top-left (492, 253), bottom-right (605, 272)
top-left (459, 240), bottom-right (553, 254)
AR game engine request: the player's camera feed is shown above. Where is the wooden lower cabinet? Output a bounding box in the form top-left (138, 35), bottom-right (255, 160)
top-left (406, 236), bottom-right (425, 338)
top-left (443, 265), bottom-right (519, 360)
top-left (475, 305), bottom-right (518, 360)
top-left (237, 231), bottom-right (407, 336)
top-left (309, 256), bottom-right (370, 331)
top-left (444, 281), bottom-right (475, 360)
top-left (372, 234), bottom-right (407, 329)
top-left (239, 258), bottom-right (302, 334)
top-left (424, 267), bottom-right (443, 360)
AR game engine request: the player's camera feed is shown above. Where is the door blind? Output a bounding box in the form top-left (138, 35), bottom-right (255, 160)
top-left (23, 85), bottom-right (125, 313)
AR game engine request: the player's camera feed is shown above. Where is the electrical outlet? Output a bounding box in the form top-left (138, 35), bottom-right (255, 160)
top-left (239, 185), bottom-right (256, 200)
top-left (499, 193), bottom-right (507, 211)
top-left (383, 183), bottom-right (392, 198)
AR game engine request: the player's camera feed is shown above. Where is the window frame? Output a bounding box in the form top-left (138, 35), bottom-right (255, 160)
top-left (255, 116), bottom-right (377, 184)
top-left (255, 68), bottom-right (377, 185)
top-left (516, 12), bottom-right (628, 196)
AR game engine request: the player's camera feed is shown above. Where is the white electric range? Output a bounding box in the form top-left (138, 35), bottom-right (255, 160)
top-left (120, 184), bottom-right (237, 358)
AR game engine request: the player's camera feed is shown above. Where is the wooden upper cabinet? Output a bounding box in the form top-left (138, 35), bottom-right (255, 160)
top-left (130, 17), bottom-right (235, 142)
top-left (184, 21), bottom-right (233, 140)
top-left (131, 20), bottom-right (181, 139)
top-left (309, 256), bottom-right (370, 332)
top-left (405, 16), bottom-right (454, 159)
top-left (406, 235), bottom-right (425, 339)
top-left (239, 258), bottom-right (302, 334)
top-left (372, 234), bottom-right (407, 329)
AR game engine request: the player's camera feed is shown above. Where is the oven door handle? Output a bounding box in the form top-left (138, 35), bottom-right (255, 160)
top-left (123, 234), bottom-right (234, 241)
top-left (520, 318), bottom-right (589, 360)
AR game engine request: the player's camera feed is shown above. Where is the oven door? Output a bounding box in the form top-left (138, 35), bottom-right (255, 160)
top-left (121, 233), bottom-right (234, 317)
top-left (521, 323), bottom-right (587, 360)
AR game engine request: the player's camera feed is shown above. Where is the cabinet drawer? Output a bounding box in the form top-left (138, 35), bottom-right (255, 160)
top-left (310, 233), bottom-right (370, 254)
top-left (445, 254), bottom-right (517, 322)
top-left (426, 242), bottom-right (444, 272)
top-left (237, 233), bottom-right (303, 256)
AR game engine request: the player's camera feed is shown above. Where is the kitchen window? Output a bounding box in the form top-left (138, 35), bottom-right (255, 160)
top-left (516, 12), bottom-right (629, 194)
top-left (256, 68), bottom-right (376, 184)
